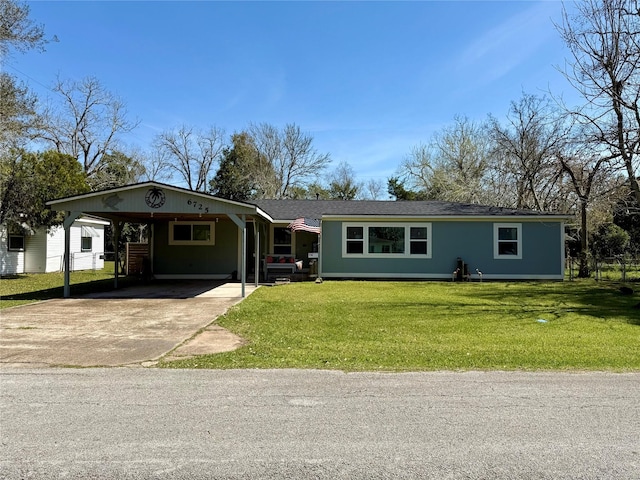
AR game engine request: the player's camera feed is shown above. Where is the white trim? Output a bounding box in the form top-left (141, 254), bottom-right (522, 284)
top-left (321, 272), bottom-right (564, 280)
top-left (154, 274), bottom-right (231, 280)
top-left (323, 214), bottom-right (571, 221)
top-left (493, 223), bottom-right (522, 260)
top-left (169, 221), bottom-right (215, 246)
top-left (81, 226), bottom-right (100, 237)
top-left (323, 272), bottom-right (448, 279)
top-left (47, 181), bottom-right (256, 209)
top-left (341, 222), bottom-right (432, 258)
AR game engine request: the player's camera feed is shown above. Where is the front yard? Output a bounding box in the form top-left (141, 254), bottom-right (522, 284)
top-left (161, 280), bottom-right (640, 371)
top-left (2, 268), bottom-right (638, 371)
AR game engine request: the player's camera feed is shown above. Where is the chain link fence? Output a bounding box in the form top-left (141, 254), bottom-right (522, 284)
top-left (567, 256), bottom-right (640, 282)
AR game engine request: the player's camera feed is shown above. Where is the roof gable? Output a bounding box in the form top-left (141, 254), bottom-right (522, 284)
top-left (47, 182), bottom-right (260, 217)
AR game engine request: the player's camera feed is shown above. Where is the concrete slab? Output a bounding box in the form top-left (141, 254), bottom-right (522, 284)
top-left (0, 282), bottom-right (258, 368)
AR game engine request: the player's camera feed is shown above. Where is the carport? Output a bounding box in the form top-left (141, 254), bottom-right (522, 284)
top-left (47, 182), bottom-right (274, 298)
top-left (0, 281), bottom-right (257, 367)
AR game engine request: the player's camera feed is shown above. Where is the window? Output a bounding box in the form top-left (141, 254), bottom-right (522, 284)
top-left (8, 235), bottom-right (25, 251)
top-left (494, 223), bottom-right (522, 259)
top-left (273, 227), bottom-right (292, 254)
top-left (410, 227), bottom-right (428, 255)
top-left (343, 223), bottom-right (431, 258)
top-left (80, 225), bottom-right (99, 252)
top-left (346, 226), bottom-right (364, 254)
top-left (169, 221), bottom-right (215, 246)
top-left (81, 236), bottom-right (92, 252)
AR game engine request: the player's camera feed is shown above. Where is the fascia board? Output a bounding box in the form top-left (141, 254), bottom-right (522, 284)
top-left (320, 214), bottom-right (572, 222)
top-left (47, 181), bottom-right (258, 211)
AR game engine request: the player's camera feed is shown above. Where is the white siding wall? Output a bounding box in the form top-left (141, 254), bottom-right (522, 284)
top-left (0, 226), bottom-right (24, 275)
top-left (24, 227), bottom-right (48, 273)
top-left (45, 227), bottom-right (65, 272)
top-left (70, 221), bottom-right (106, 271)
top-left (1, 220), bottom-right (107, 275)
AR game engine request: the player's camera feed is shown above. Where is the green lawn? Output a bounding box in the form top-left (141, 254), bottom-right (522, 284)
top-left (161, 280), bottom-right (640, 372)
top-left (2, 269), bottom-right (638, 371)
top-left (0, 262), bottom-right (127, 309)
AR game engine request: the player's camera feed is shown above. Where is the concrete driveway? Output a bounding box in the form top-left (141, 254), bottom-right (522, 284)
top-left (0, 281), bottom-right (258, 368)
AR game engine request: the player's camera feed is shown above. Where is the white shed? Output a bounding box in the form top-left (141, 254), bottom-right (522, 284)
top-left (0, 217), bottom-right (108, 275)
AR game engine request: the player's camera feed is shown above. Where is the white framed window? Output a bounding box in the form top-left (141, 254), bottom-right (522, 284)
top-left (81, 226), bottom-right (98, 252)
top-left (8, 235), bottom-right (25, 251)
top-left (342, 223), bottom-right (432, 258)
top-left (81, 236), bottom-right (92, 252)
top-left (169, 221), bottom-right (215, 246)
top-left (494, 223), bottom-right (522, 259)
top-left (272, 226), bottom-right (292, 254)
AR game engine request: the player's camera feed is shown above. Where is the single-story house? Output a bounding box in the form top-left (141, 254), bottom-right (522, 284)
top-left (0, 217), bottom-right (108, 276)
top-left (46, 182), bottom-right (570, 297)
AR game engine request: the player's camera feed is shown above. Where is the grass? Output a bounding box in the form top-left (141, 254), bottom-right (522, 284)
top-left (161, 280), bottom-right (640, 372)
top-left (3, 267), bottom-right (638, 371)
top-left (0, 261), bottom-right (131, 309)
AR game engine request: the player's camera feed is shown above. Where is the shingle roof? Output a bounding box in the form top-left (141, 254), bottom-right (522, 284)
top-left (251, 199), bottom-right (566, 222)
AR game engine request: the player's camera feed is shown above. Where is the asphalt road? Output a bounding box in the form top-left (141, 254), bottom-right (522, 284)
top-left (1, 369), bottom-right (638, 479)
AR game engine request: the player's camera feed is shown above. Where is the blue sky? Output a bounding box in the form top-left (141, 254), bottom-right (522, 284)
top-left (9, 1), bottom-right (579, 190)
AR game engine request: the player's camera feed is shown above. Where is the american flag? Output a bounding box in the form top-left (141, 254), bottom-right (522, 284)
top-left (287, 217), bottom-right (321, 234)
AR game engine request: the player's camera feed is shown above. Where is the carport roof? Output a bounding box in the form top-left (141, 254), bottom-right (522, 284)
top-left (47, 181), bottom-right (273, 223)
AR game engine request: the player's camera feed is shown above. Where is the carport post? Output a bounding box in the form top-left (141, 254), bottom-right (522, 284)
top-left (63, 211), bottom-right (81, 298)
top-left (228, 213), bottom-right (247, 298)
top-left (113, 221), bottom-right (122, 289)
top-left (241, 215), bottom-right (246, 297)
top-left (253, 220), bottom-right (259, 287)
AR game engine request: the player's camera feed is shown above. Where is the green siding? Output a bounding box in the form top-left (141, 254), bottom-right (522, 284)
top-left (153, 220), bottom-right (239, 276)
top-left (320, 220), bottom-right (563, 279)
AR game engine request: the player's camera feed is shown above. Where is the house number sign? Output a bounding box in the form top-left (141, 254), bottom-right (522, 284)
top-left (187, 199), bottom-right (210, 213)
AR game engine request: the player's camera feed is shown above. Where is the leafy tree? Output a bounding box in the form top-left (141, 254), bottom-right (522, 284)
top-left (0, 73), bottom-right (38, 148)
top-left (89, 150), bottom-right (146, 190)
top-left (0, 150), bottom-right (89, 230)
top-left (38, 76), bottom-right (138, 179)
top-left (0, 0), bottom-right (51, 149)
top-left (210, 132), bottom-right (265, 200)
top-left (613, 194), bottom-right (640, 255)
top-left (387, 177), bottom-right (428, 201)
top-left (557, 0), bottom-right (640, 205)
top-left (0, 0), bottom-right (50, 57)
top-left (591, 223), bottom-right (630, 258)
top-left (154, 124), bottom-right (225, 192)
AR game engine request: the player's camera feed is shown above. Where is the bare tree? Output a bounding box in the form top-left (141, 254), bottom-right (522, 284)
top-left (398, 116), bottom-right (494, 204)
top-left (328, 161), bottom-right (361, 200)
top-left (139, 147), bottom-right (172, 183)
top-left (557, 0), bottom-right (640, 204)
top-left (250, 123), bottom-right (331, 198)
top-left (557, 132), bottom-right (623, 276)
top-left (363, 178), bottom-right (385, 200)
top-left (38, 76), bottom-right (138, 178)
top-left (154, 125), bottom-right (225, 192)
top-left (489, 93), bottom-right (568, 210)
